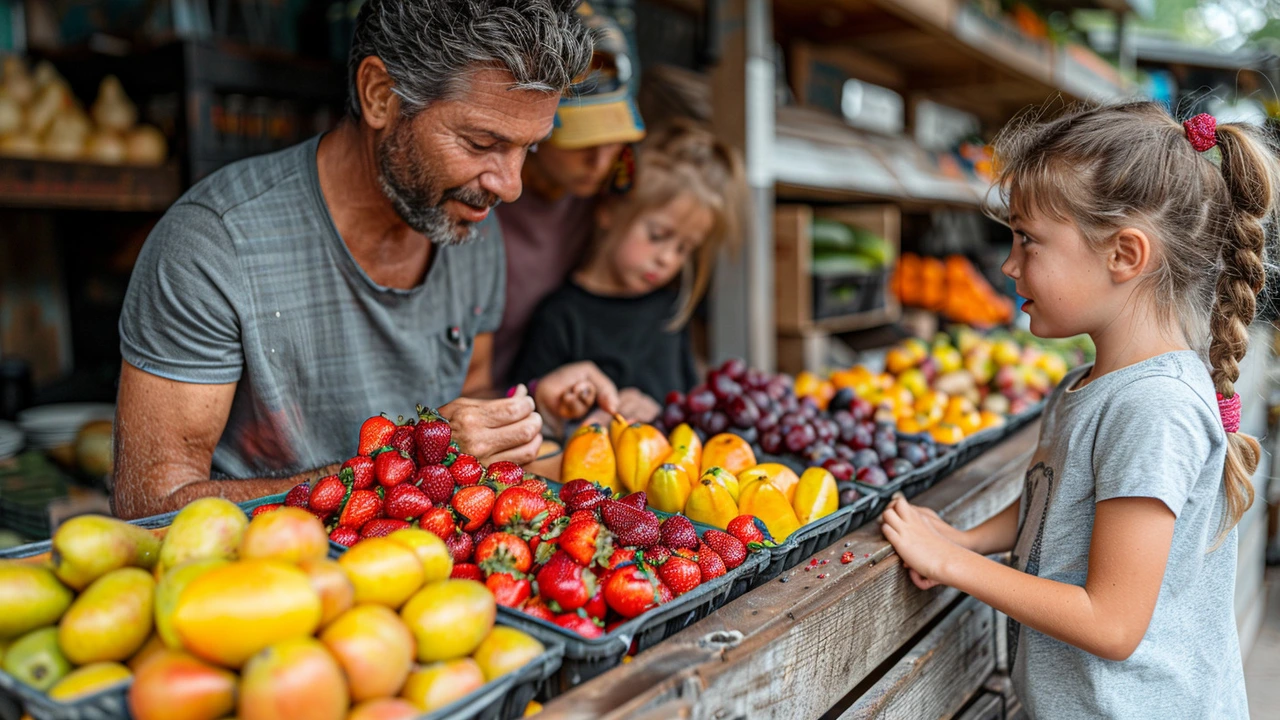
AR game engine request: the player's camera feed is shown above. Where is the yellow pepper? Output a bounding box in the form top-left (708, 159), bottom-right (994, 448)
top-left (737, 463), bottom-right (801, 504)
top-left (664, 423), bottom-right (702, 484)
top-left (737, 478), bottom-right (801, 541)
top-left (685, 475), bottom-right (739, 529)
top-left (615, 423), bottom-right (671, 494)
top-left (561, 424), bottom-right (619, 495)
top-left (699, 466), bottom-right (740, 503)
top-left (648, 463), bottom-right (692, 514)
top-left (792, 467), bottom-right (839, 525)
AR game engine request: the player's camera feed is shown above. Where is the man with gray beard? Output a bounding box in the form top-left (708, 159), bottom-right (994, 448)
top-left (111, 0), bottom-right (619, 518)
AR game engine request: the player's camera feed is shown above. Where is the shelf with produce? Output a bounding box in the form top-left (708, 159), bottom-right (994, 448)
top-left (0, 157), bottom-right (181, 212)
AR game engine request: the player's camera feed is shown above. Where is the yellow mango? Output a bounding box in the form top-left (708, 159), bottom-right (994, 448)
top-left (699, 434), bottom-right (755, 477)
top-left (699, 466), bottom-right (740, 503)
top-left (609, 415), bottom-right (629, 448)
top-left (737, 479), bottom-right (801, 542)
top-left (737, 463), bottom-right (800, 504)
top-left (647, 463), bottom-right (692, 514)
top-left (560, 424), bottom-right (619, 494)
top-left (792, 467), bottom-right (839, 526)
top-left (615, 423), bottom-right (670, 494)
top-left (664, 424), bottom-right (702, 485)
top-left (685, 475), bottom-right (739, 530)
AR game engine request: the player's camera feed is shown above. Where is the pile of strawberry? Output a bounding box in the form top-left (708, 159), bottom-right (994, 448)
top-left (520, 480), bottom-right (772, 638)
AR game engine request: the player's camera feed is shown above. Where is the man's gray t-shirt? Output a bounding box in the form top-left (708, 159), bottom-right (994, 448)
top-left (1011, 351), bottom-right (1247, 718)
top-left (119, 136), bottom-right (504, 479)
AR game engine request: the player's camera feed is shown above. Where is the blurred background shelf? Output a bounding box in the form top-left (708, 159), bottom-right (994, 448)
top-left (0, 157), bottom-right (180, 212)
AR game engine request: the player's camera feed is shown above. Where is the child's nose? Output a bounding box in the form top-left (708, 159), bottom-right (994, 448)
top-left (1001, 250), bottom-right (1019, 280)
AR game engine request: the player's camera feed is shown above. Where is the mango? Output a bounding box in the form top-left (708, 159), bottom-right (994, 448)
top-left (385, 529), bottom-right (452, 584)
top-left (792, 467), bottom-right (839, 526)
top-left (0, 562), bottom-right (74, 638)
top-left (239, 638), bottom-right (348, 720)
top-left (400, 580), bottom-right (495, 663)
top-left (172, 559), bottom-right (321, 668)
top-left (347, 698), bottom-right (419, 720)
top-left (158, 498), bottom-right (247, 574)
top-left (647, 464), bottom-right (691, 514)
top-left (48, 662), bottom-right (131, 701)
top-left (3, 626), bottom-right (71, 691)
top-left (685, 474), bottom-right (739, 530)
top-left (615, 423), bottom-right (670, 494)
top-left (238, 507), bottom-right (329, 565)
top-left (738, 464), bottom-right (801, 504)
top-left (337, 538), bottom-right (425, 609)
top-left (400, 658), bottom-right (484, 712)
top-left (737, 479), bottom-right (801, 542)
top-left (700, 466), bottom-right (740, 502)
top-left (319, 605), bottom-right (414, 702)
top-left (155, 558), bottom-right (229, 649)
top-left (472, 626), bottom-right (543, 681)
top-left (609, 414), bottom-right (629, 447)
top-left (127, 633), bottom-right (167, 672)
top-left (52, 515), bottom-right (160, 590)
top-left (699, 434), bottom-right (755, 477)
top-left (561, 424), bottom-right (619, 494)
top-left (299, 558), bottom-right (355, 628)
top-left (128, 649), bottom-right (237, 720)
top-left (664, 423), bottom-right (702, 484)
top-left (59, 567), bottom-right (155, 664)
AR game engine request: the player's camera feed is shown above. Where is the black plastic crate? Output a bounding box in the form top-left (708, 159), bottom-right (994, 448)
top-left (812, 269), bottom-right (888, 320)
top-left (419, 639), bottom-right (563, 720)
top-left (750, 488), bottom-right (875, 586)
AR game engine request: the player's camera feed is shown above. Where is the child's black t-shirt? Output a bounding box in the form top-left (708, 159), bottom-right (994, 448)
top-left (511, 281), bottom-right (698, 402)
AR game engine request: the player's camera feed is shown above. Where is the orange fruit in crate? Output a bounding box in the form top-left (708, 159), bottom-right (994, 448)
top-left (816, 381), bottom-right (836, 410)
top-left (794, 372), bottom-right (822, 399)
top-left (896, 415), bottom-right (931, 435)
top-left (700, 434), bottom-right (757, 477)
top-left (977, 411), bottom-right (1007, 432)
top-left (929, 423), bottom-right (965, 446)
top-left (953, 410), bottom-right (983, 436)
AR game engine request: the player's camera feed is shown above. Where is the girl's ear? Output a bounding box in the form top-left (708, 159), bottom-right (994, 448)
top-left (1107, 227), bottom-right (1151, 284)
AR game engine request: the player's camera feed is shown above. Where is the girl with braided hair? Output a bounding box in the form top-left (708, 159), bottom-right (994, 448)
top-left (880, 102), bottom-right (1274, 718)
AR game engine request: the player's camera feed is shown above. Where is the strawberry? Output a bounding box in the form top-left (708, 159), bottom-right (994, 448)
top-left (535, 551), bottom-right (596, 611)
top-left (606, 547), bottom-right (636, 572)
top-left (484, 461), bottom-right (525, 490)
top-left (358, 415), bottom-right (396, 456)
top-left (702, 530), bottom-right (747, 569)
top-left (450, 563), bottom-right (484, 582)
top-left (284, 483), bottom-right (310, 508)
top-left (385, 483), bottom-right (432, 521)
top-left (604, 564), bottom-right (665, 618)
top-left (475, 531), bottom-right (533, 575)
top-left (374, 448), bottom-right (415, 488)
top-left (518, 477), bottom-right (549, 496)
top-left (522, 597), bottom-right (556, 622)
top-left (413, 406), bottom-right (452, 466)
top-left (420, 507), bottom-right (456, 540)
top-left (560, 480), bottom-right (610, 514)
top-left (657, 555), bottom-right (702, 596)
top-left (570, 509), bottom-right (598, 525)
top-left (449, 455), bottom-right (483, 486)
top-left (338, 489), bottom-right (383, 528)
top-left (559, 518), bottom-right (614, 568)
top-left (309, 474), bottom-right (349, 513)
top-left (329, 525), bottom-right (360, 547)
top-left (305, 506), bottom-right (333, 523)
top-left (641, 545), bottom-right (671, 569)
top-left (492, 487), bottom-right (549, 540)
top-left (600, 500), bottom-right (660, 549)
top-left (252, 503), bottom-right (282, 517)
top-left (696, 544), bottom-right (727, 580)
top-left (361, 518), bottom-right (410, 539)
top-left (532, 516), bottom-right (568, 565)
top-left (727, 515), bottom-right (773, 547)
top-left (453, 485), bottom-right (495, 532)
top-left (472, 521), bottom-right (498, 549)
top-left (389, 423), bottom-right (416, 457)
top-left (444, 531), bottom-right (474, 563)
top-left (671, 546), bottom-right (698, 561)
top-left (659, 515), bottom-right (700, 551)
top-left (413, 464), bottom-right (455, 505)
top-left (443, 440), bottom-right (463, 466)
top-left (540, 500), bottom-right (566, 533)
top-left (553, 612), bottom-right (604, 638)
top-left (618, 492), bottom-right (648, 511)
top-left (342, 456), bottom-right (376, 491)
top-left (583, 585), bottom-right (607, 621)
top-left (485, 572), bottom-right (532, 608)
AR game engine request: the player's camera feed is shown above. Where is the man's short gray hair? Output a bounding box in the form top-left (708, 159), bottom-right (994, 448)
top-left (348, 0), bottom-right (594, 119)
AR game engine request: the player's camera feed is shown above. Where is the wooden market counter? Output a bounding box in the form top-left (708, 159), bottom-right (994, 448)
top-left (538, 421), bottom-right (1040, 720)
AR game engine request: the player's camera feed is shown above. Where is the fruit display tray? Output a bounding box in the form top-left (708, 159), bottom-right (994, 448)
top-left (499, 549), bottom-right (767, 698)
top-left (419, 637), bottom-right (564, 720)
top-left (748, 488), bottom-right (876, 586)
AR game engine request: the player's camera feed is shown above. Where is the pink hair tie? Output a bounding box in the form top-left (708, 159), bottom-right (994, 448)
top-left (1184, 114), bottom-right (1218, 152)
top-left (1217, 392), bottom-right (1241, 434)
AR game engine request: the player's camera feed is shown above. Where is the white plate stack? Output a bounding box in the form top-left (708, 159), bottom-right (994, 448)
top-left (0, 421), bottom-right (22, 460)
top-left (16, 403), bottom-right (115, 450)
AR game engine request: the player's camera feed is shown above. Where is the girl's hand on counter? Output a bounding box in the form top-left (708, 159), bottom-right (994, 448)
top-left (880, 495), bottom-right (965, 591)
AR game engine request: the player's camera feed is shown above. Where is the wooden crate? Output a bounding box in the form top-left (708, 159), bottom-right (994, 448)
top-left (774, 203), bottom-right (901, 334)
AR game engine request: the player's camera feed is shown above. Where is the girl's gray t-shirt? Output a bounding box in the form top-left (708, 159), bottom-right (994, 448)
top-left (1011, 351), bottom-right (1248, 718)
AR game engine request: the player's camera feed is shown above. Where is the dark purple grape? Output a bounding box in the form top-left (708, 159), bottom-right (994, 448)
top-left (849, 424), bottom-right (874, 451)
top-left (760, 429), bottom-right (784, 455)
top-left (856, 466), bottom-right (889, 487)
top-left (744, 368), bottom-right (768, 389)
top-left (779, 394), bottom-right (799, 413)
top-left (923, 439), bottom-right (939, 461)
top-left (727, 395), bottom-right (761, 428)
top-left (883, 458), bottom-right (914, 479)
top-left (662, 403), bottom-right (686, 429)
top-left (898, 443), bottom-right (928, 467)
top-left (705, 411), bottom-right (730, 436)
top-left (851, 449), bottom-right (880, 469)
top-left (665, 391), bottom-right (685, 407)
top-left (729, 426), bottom-right (758, 444)
top-left (756, 411), bottom-right (779, 433)
top-left (874, 440), bottom-right (899, 462)
top-left (710, 374), bottom-right (743, 403)
top-left (834, 444), bottom-right (855, 462)
top-left (719, 358), bottom-right (747, 381)
top-left (747, 390), bottom-right (772, 412)
top-left (832, 410), bottom-right (857, 443)
top-left (784, 424), bottom-right (816, 453)
top-left (850, 398), bottom-right (874, 423)
top-left (800, 397), bottom-right (821, 416)
top-left (829, 387), bottom-right (855, 413)
top-left (766, 379), bottom-right (790, 401)
top-left (694, 410), bottom-right (716, 432)
top-left (814, 422), bottom-right (835, 445)
top-left (805, 443), bottom-right (835, 466)
top-left (838, 483), bottom-right (861, 507)
top-left (686, 389), bottom-right (717, 414)
top-left (822, 458), bottom-right (855, 482)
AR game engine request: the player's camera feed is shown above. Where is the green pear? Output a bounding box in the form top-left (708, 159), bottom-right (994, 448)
top-left (52, 515), bottom-right (160, 590)
top-left (59, 567), bottom-right (155, 665)
top-left (154, 558), bottom-right (228, 649)
top-left (0, 562), bottom-right (74, 638)
top-left (3, 626), bottom-right (72, 691)
top-left (158, 498), bottom-right (247, 575)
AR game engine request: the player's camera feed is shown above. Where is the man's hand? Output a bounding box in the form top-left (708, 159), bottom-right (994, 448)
top-left (440, 385), bottom-right (543, 465)
top-left (534, 361), bottom-right (620, 420)
top-left (583, 387), bottom-right (660, 426)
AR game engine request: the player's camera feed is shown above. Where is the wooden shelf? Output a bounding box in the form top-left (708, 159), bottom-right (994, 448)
top-left (0, 158), bottom-right (181, 212)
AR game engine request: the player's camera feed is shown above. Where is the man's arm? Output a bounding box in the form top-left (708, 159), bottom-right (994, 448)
top-left (111, 361), bottom-right (335, 519)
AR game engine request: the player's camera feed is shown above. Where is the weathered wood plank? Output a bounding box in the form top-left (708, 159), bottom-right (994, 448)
top-left (537, 421), bottom-right (1040, 720)
top-left (841, 596), bottom-right (995, 720)
top-left (954, 691), bottom-right (1005, 720)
